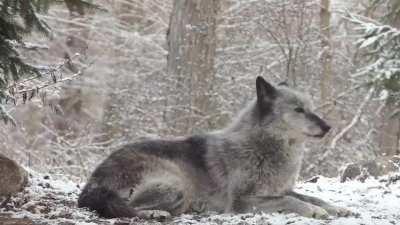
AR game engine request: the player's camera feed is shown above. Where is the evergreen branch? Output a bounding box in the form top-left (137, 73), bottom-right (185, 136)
top-left (0, 104), bottom-right (16, 126)
top-left (7, 53), bottom-right (79, 89)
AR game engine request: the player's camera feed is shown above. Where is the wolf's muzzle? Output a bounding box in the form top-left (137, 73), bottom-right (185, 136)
top-left (306, 113), bottom-right (331, 138)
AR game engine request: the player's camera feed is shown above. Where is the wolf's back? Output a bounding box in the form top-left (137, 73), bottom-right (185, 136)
top-left (78, 186), bottom-right (136, 218)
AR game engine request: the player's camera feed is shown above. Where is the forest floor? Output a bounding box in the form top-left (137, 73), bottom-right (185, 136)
top-left (1, 169), bottom-right (399, 225)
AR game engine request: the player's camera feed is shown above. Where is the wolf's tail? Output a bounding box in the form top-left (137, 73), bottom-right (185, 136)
top-left (78, 187), bottom-right (137, 218)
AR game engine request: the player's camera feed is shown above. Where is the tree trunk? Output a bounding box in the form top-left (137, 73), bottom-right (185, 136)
top-left (319, 0), bottom-right (332, 102)
top-left (378, 0), bottom-right (400, 157)
top-left (378, 104), bottom-right (400, 156)
top-left (166, 0), bottom-right (219, 135)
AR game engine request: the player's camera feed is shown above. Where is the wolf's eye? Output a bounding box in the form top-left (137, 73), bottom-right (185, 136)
top-left (294, 107), bottom-right (305, 113)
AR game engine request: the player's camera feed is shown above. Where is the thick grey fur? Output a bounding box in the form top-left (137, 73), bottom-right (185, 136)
top-left (78, 76), bottom-right (350, 220)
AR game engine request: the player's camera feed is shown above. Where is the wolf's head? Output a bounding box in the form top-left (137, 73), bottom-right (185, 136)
top-left (251, 76), bottom-right (330, 139)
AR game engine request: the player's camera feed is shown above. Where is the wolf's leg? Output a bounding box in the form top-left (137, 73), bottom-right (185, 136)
top-left (225, 170), bottom-right (255, 213)
top-left (129, 174), bottom-right (190, 220)
top-left (288, 191), bottom-right (352, 217)
top-left (244, 195), bottom-right (329, 219)
top-left (136, 210), bottom-right (171, 221)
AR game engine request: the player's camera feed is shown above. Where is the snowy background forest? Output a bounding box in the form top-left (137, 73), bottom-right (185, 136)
top-left (1, 0), bottom-right (400, 225)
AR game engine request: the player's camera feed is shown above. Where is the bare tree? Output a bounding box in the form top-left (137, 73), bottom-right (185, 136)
top-left (166, 0), bottom-right (220, 135)
top-left (319, 0), bottom-right (332, 102)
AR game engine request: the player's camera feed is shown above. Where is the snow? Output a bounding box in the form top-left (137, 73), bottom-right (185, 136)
top-left (1, 170), bottom-right (400, 225)
top-left (358, 35), bottom-right (380, 48)
top-left (76, 222), bottom-right (98, 225)
top-left (377, 90), bottom-right (389, 101)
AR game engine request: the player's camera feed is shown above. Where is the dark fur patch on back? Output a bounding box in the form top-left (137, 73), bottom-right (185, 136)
top-left (185, 135), bottom-right (208, 171)
top-left (122, 135), bottom-right (208, 172)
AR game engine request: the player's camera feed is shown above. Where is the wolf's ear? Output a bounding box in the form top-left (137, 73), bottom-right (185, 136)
top-left (256, 76), bottom-right (277, 102)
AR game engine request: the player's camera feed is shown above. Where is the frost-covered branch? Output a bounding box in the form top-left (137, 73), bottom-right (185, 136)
top-left (330, 86), bottom-right (375, 149)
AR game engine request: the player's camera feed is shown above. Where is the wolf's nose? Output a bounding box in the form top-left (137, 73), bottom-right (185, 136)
top-left (322, 123), bottom-right (331, 133)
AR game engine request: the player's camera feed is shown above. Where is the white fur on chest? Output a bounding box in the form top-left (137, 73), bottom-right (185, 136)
top-left (252, 144), bottom-right (304, 196)
top-left (206, 134), bottom-right (304, 197)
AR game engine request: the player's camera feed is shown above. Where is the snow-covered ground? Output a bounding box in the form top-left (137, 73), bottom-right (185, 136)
top-left (1, 170), bottom-right (399, 225)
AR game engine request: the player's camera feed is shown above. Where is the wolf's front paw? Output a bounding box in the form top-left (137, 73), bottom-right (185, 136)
top-left (305, 205), bottom-right (329, 219)
top-left (191, 199), bottom-right (208, 213)
top-left (326, 206), bottom-right (354, 217)
top-left (137, 210), bottom-right (171, 221)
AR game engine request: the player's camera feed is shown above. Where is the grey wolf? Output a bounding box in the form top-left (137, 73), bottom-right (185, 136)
top-left (78, 76), bottom-right (350, 220)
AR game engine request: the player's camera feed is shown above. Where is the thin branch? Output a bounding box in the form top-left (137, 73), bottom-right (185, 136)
top-left (330, 86), bottom-right (375, 149)
top-left (16, 70), bottom-right (82, 95)
top-left (7, 53), bottom-right (80, 89)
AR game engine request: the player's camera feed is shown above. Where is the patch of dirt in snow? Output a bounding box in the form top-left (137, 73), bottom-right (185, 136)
top-left (1, 170), bottom-right (400, 225)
